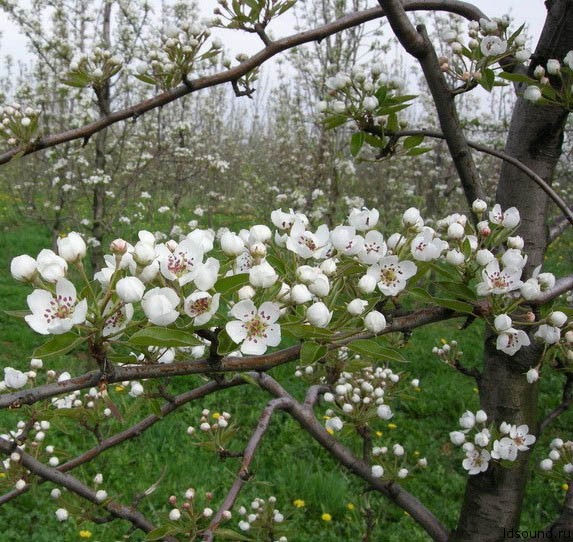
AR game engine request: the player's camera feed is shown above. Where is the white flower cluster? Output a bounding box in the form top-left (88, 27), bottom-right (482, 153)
top-left (450, 410), bottom-right (536, 475)
top-left (440, 17), bottom-right (530, 86)
top-left (135, 22), bottom-right (221, 89)
top-left (236, 495), bottom-right (287, 540)
top-left (66, 47), bottom-right (123, 88)
top-left (318, 64), bottom-right (409, 133)
top-left (10, 203), bottom-right (568, 372)
top-left (539, 438), bottom-right (573, 476)
top-left (0, 102), bottom-right (41, 146)
top-left (524, 51), bottom-right (573, 103)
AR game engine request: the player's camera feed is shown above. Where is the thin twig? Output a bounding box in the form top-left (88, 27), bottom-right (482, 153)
top-left (203, 396), bottom-right (290, 540)
top-left (0, 438), bottom-right (177, 541)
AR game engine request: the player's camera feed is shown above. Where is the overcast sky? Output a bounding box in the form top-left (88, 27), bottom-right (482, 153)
top-left (0, 1), bottom-right (546, 74)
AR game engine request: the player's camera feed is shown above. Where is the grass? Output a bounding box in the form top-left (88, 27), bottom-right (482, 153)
top-left (0, 219), bottom-right (571, 541)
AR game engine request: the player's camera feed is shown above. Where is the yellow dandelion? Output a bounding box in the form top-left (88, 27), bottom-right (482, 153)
top-left (326, 428), bottom-right (334, 435)
top-left (414, 450), bottom-right (420, 456)
top-left (404, 511), bottom-right (410, 516)
top-left (79, 531), bottom-right (92, 539)
top-left (321, 513), bottom-right (332, 522)
top-left (212, 412), bottom-right (221, 420)
top-left (562, 483), bottom-right (569, 491)
top-left (472, 387), bottom-right (478, 394)
top-left (387, 423), bottom-right (397, 430)
top-left (114, 385), bottom-right (125, 392)
top-left (346, 503), bottom-right (355, 511)
top-left (293, 499), bottom-right (305, 508)
top-left (375, 431), bottom-right (383, 437)
top-left (440, 338), bottom-right (447, 345)
top-left (415, 387), bottom-right (421, 392)
top-left (323, 415), bottom-right (331, 420)
top-left (0, 473), bottom-right (5, 479)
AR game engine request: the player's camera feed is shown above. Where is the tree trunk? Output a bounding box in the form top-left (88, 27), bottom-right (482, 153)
top-left (453, 2), bottom-right (572, 540)
top-left (90, 1), bottom-right (112, 272)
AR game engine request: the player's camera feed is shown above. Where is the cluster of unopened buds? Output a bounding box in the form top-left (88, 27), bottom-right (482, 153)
top-left (0, 102), bottom-right (41, 146)
top-left (135, 22), bottom-right (222, 89)
top-left (166, 488), bottom-right (222, 526)
top-left (212, 0), bottom-right (295, 32)
top-left (186, 409), bottom-right (235, 455)
top-left (51, 473), bottom-right (108, 522)
top-left (370, 441), bottom-right (428, 481)
top-left (65, 48), bottom-right (123, 89)
top-left (237, 496), bottom-right (287, 540)
top-left (432, 340), bottom-right (462, 366)
top-left (322, 366), bottom-right (419, 433)
top-left (317, 64), bottom-right (413, 140)
top-left (539, 438), bottom-right (573, 479)
top-left (522, 51), bottom-right (573, 108)
top-left (449, 410), bottom-right (536, 475)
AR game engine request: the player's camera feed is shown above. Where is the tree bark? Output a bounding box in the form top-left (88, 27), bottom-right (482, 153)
top-left (90, 1), bottom-right (112, 272)
top-left (453, 2), bottom-right (573, 540)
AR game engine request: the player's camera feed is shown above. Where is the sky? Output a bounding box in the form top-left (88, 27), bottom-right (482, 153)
top-left (0, 0), bottom-right (547, 69)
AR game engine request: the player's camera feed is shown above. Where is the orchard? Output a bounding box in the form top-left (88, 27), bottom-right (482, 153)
top-left (0, 1), bottom-right (572, 541)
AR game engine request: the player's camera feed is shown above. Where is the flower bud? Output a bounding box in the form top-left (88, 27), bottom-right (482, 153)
top-left (364, 311), bottom-right (386, 333)
top-left (306, 302), bottom-right (332, 328)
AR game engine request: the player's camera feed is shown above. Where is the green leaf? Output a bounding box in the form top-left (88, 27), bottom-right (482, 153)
top-left (323, 114), bottom-right (349, 130)
top-left (347, 339), bottom-right (406, 363)
top-left (350, 131), bottom-right (365, 157)
top-left (217, 329), bottom-right (236, 355)
top-left (3, 310), bottom-right (30, 318)
top-left (386, 112), bottom-right (399, 132)
top-left (33, 333), bottom-right (86, 359)
top-left (409, 287), bottom-right (433, 303)
top-left (214, 528), bottom-right (254, 541)
top-left (146, 525), bottom-right (179, 541)
top-left (283, 324), bottom-right (332, 340)
top-left (133, 73), bottom-right (157, 85)
top-left (214, 273), bottom-right (249, 295)
top-left (403, 135), bottom-right (424, 149)
top-left (300, 341), bottom-right (327, 365)
top-left (363, 132), bottom-right (385, 148)
top-left (434, 281), bottom-right (477, 301)
top-left (432, 297), bottom-right (474, 314)
top-left (479, 68), bottom-right (496, 92)
top-left (240, 373), bottom-right (259, 387)
top-left (128, 328), bottom-right (202, 348)
top-left (499, 72), bottom-right (534, 85)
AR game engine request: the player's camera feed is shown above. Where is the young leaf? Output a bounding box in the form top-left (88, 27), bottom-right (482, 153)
top-left (33, 333), bottom-right (86, 359)
top-left (300, 341), bottom-right (327, 365)
top-left (350, 131), bottom-right (365, 157)
top-left (129, 328), bottom-right (202, 348)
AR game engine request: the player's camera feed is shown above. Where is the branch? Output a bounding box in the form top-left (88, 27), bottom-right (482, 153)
top-left (254, 373), bottom-right (450, 542)
top-left (203, 395), bottom-right (290, 540)
top-left (380, 0), bottom-right (485, 209)
top-left (0, 306), bottom-right (455, 410)
top-left (531, 275), bottom-right (573, 304)
top-left (0, 377), bottom-right (245, 506)
top-left (391, 129), bottom-right (573, 226)
top-left (0, 437), bottom-right (176, 541)
top-left (549, 213), bottom-right (573, 243)
top-left (0, 0), bottom-right (487, 166)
